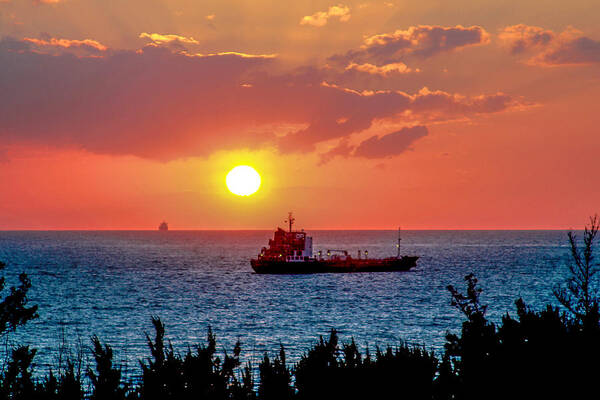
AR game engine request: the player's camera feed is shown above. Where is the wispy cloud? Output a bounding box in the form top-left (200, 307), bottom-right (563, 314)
top-left (345, 62), bottom-right (417, 76)
top-left (202, 51), bottom-right (276, 59)
top-left (139, 32), bottom-right (199, 45)
top-left (24, 37), bottom-right (107, 53)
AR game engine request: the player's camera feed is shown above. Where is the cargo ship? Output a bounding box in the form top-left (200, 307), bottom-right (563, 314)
top-left (251, 213), bottom-right (418, 274)
top-left (158, 221), bottom-right (169, 231)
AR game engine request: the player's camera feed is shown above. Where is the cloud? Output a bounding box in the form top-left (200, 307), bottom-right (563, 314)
top-left (139, 32), bottom-right (199, 45)
top-left (277, 84), bottom-right (521, 152)
top-left (0, 37), bottom-right (524, 161)
top-left (500, 25), bottom-right (600, 66)
top-left (318, 139), bottom-right (354, 164)
top-left (319, 126), bottom-right (428, 162)
top-left (204, 14), bottom-right (217, 30)
top-left (204, 51), bottom-right (276, 59)
top-left (354, 125), bottom-right (428, 158)
top-left (498, 24), bottom-right (555, 54)
top-left (300, 4), bottom-right (350, 27)
top-left (34, 0), bottom-right (62, 3)
top-left (538, 36), bottom-right (600, 65)
top-left (24, 37), bottom-right (107, 53)
top-left (330, 25), bottom-right (489, 65)
top-left (409, 87), bottom-right (517, 114)
top-left (345, 62), bottom-right (416, 76)
top-left (0, 39), bottom-right (276, 159)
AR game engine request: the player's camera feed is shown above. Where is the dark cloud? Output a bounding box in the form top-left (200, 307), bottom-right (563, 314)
top-left (500, 25), bottom-right (600, 66)
top-left (0, 36), bottom-right (31, 52)
top-left (0, 39), bottom-right (279, 159)
top-left (319, 125), bottom-right (428, 163)
top-left (499, 24), bottom-right (555, 54)
top-left (538, 36), bottom-right (600, 65)
top-left (329, 25), bottom-right (489, 66)
top-left (0, 36), bottom-right (522, 160)
top-left (318, 138), bottom-right (354, 164)
top-left (354, 125), bottom-right (428, 158)
top-left (277, 85), bottom-right (519, 153)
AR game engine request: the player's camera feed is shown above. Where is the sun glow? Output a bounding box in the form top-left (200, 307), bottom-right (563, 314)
top-left (226, 165), bottom-right (261, 196)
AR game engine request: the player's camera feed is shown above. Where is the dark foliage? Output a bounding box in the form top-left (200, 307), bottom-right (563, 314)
top-left (57, 361), bottom-right (85, 400)
top-left (554, 214), bottom-right (600, 321)
top-left (440, 274), bottom-right (600, 399)
top-left (0, 261), bottom-right (38, 337)
top-left (0, 346), bottom-right (36, 400)
top-left (258, 346), bottom-right (292, 400)
top-left (0, 262), bottom-right (39, 399)
top-left (87, 336), bottom-right (128, 400)
top-left (294, 329), bottom-right (437, 400)
top-left (138, 317), bottom-right (254, 400)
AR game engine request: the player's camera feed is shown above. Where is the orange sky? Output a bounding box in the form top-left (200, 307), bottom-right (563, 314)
top-left (1, 0), bottom-right (599, 229)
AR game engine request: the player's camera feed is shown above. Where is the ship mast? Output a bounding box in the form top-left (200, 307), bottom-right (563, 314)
top-left (397, 226), bottom-right (401, 258)
top-left (285, 212), bottom-right (295, 232)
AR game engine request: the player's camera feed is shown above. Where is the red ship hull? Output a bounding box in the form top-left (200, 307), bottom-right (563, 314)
top-left (251, 256), bottom-right (418, 274)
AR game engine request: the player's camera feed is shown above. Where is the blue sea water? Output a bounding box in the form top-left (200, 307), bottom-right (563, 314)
top-left (0, 230), bottom-right (574, 375)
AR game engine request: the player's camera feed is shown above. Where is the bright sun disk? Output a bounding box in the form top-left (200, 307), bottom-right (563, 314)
top-left (226, 165), bottom-right (261, 196)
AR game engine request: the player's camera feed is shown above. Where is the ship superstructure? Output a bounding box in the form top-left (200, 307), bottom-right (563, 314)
top-left (251, 213), bottom-right (418, 274)
top-left (158, 221), bottom-right (169, 231)
top-left (258, 213), bottom-right (312, 262)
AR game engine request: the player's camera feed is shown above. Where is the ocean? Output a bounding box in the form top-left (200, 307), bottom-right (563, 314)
top-left (0, 230), bottom-right (573, 375)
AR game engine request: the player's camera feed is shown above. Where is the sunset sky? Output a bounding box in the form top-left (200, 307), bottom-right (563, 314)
top-left (1, 0), bottom-right (599, 229)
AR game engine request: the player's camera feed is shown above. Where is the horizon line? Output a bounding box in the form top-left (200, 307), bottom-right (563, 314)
top-left (0, 228), bottom-right (578, 232)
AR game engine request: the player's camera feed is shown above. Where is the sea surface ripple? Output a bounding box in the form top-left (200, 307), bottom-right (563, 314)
top-left (0, 230), bottom-right (572, 374)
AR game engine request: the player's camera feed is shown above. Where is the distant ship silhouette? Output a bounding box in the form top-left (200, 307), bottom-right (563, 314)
top-left (158, 221), bottom-right (169, 231)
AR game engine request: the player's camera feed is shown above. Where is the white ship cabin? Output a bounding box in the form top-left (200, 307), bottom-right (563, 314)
top-left (285, 235), bottom-right (313, 262)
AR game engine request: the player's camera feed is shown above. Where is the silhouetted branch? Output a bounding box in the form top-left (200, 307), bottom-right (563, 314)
top-left (553, 214), bottom-right (600, 320)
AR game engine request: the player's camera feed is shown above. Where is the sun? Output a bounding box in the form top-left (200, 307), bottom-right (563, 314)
top-left (226, 165), bottom-right (261, 196)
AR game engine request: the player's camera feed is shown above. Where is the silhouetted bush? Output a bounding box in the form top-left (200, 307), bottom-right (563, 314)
top-left (0, 261), bottom-right (38, 338)
top-left (434, 216), bottom-right (600, 399)
top-left (0, 346), bottom-right (36, 400)
top-left (57, 361), bottom-right (85, 400)
top-left (137, 317), bottom-right (254, 400)
top-left (0, 261), bottom-right (39, 399)
top-left (87, 336), bottom-right (128, 400)
top-left (294, 329), bottom-right (437, 400)
top-left (258, 346), bottom-right (292, 400)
